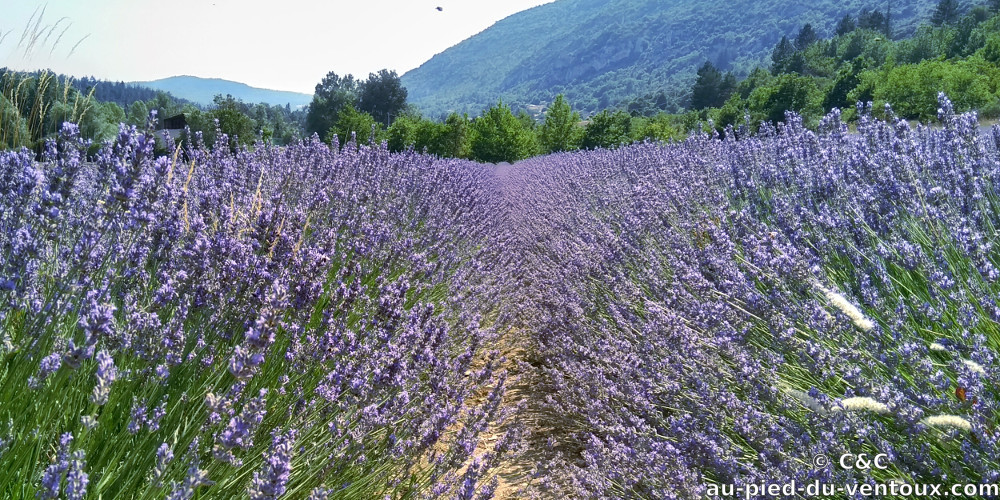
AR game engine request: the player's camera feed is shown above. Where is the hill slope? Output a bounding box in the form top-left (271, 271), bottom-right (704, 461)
top-left (131, 75), bottom-right (312, 108)
top-left (401, 0), bottom-right (938, 117)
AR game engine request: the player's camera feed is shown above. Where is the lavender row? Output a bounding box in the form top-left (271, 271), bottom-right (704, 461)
top-left (0, 123), bottom-right (512, 498)
top-left (497, 95), bottom-right (1000, 497)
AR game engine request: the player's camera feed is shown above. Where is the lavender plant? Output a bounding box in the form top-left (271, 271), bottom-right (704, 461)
top-left (494, 95), bottom-right (1000, 497)
top-left (0, 122), bottom-right (511, 498)
top-left (5, 91), bottom-right (1000, 499)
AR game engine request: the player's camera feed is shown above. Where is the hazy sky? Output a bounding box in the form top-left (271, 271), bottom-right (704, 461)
top-left (1, 0), bottom-right (555, 94)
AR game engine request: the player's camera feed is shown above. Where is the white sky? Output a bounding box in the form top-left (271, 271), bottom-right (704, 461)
top-left (1, 0), bottom-right (555, 94)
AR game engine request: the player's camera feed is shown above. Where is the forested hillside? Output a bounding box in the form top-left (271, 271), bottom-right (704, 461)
top-left (401, 0), bottom-right (938, 117)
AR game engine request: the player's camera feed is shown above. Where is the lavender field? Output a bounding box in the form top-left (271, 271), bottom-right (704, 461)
top-left (4, 95), bottom-right (1000, 499)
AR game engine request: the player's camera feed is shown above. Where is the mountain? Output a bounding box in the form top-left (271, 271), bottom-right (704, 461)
top-left (401, 0), bottom-right (939, 117)
top-left (131, 75), bottom-right (312, 108)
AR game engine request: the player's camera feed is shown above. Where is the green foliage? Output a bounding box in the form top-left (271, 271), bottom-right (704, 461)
top-left (78, 101), bottom-right (125, 145)
top-left (980, 97), bottom-right (1000, 119)
top-left (857, 8), bottom-right (891, 35)
top-left (869, 58), bottom-right (998, 120)
top-left (538, 94), bottom-right (583, 153)
top-left (0, 93), bottom-right (29, 150)
top-left (979, 32), bottom-right (1000, 64)
top-left (795, 24), bottom-right (819, 50)
top-left (895, 26), bottom-right (945, 62)
top-left (581, 109), bottom-right (632, 150)
top-left (834, 30), bottom-right (891, 64)
top-left (711, 94), bottom-right (751, 131)
top-left (175, 95), bottom-right (301, 150)
top-left (386, 113), bottom-right (421, 152)
top-left (306, 72), bottom-right (358, 139)
top-left (441, 113), bottom-right (471, 159)
top-left (747, 74), bottom-right (823, 125)
top-left (633, 112), bottom-right (689, 142)
top-left (413, 119), bottom-right (450, 156)
top-left (212, 94), bottom-right (259, 147)
top-left (823, 57), bottom-right (868, 111)
top-left (931, 0), bottom-right (962, 26)
top-left (771, 36), bottom-right (798, 75)
top-left (469, 101), bottom-right (538, 163)
top-left (386, 112), bottom-right (471, 158)
top-left (329, 104), bottom-right (384, 146)
top-left (307, 70), bottom-right (408, 142)
top-left (692, 61), bottom-right (724, 109)
top-left (736, 68), bottom-right (774, 100)
top-left (357, 69), bottom-right (408, 126)
top-left (836, 15), bottom-right (857, 36)
top-left (0, 70), bottom-right (96, 151)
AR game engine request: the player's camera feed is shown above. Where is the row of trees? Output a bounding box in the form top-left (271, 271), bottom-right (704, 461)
top-left (301, 68), bottom-right (689, 163)
top-left (180, 95), bottom-right (305, 148)
top-left (304, 69), bottom-right (408, 141)
top-left (344, 95), bottom-right (689, 163)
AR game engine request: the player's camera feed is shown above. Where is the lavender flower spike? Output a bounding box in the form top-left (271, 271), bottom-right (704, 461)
top-left (91, 350), bottom-right (118, 405)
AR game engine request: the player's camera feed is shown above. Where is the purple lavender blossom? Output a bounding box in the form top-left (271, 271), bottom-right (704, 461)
top-left (90, 350), bottom-right (117, 405)
top-left (249, 428), bottom-right (297, 499)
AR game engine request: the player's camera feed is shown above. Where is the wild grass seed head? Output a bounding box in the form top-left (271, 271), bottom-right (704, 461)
top-left (817, 284), bottom-right (875, 332)
top-left (921, 415), bottom-right (973, 432)
top-left (836, 396), bottom-right (890, 414)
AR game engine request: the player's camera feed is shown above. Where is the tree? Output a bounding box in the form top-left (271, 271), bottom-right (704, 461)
top-left (980, 33), bottom-right (1000, 64)
top-left (835, 15), bottom-right (856, 36)
top-left (842, 32), bottom-right (867, 61)
top-left (538, 94), bottom-right (583, 153)
top-left (387, 113), bottom-right (459, 156)
top-left (747, 74), bottom-right (822, 125)
top-left (386, 113), bottom-right (421, 152)
top-left (357, 69), bottom-right (408, 127)
top-left (691, 61), bottom-right (723, 109)
top-left (858, 9), bottom-right (890, 35)
top-left (80, 101), bottom-right (125, 144)
top-left (211, 94), bottom-right (258, 148)
top-left (737, 68), bottom-right (774, 99)
top-left (126, 100), bottom-right (150, 128)
top-left (329, 104), bottom-right (382, 146)
top-left (719, 73), bottom-right (738, 103)
top-left (581, 110), bottom-right (632, 150)
top-left (823, 58), bottom-right (867, 111)
top-left (634, 112), bottom-right (687, 142)
top-left (771, 36), bottom-right (797, 74)
top-left (930, 0), bottom-right (961, 26)
top-left (469, 101), bottom-right (537, 163)
top-left (306, 71), bottom-right (358, 138)
top-left (795, 24), bottom-right (818, 50)
top-left (870, 59), bottom-right (995, 120)
top-left (441, 113), bottom-right (471, 159)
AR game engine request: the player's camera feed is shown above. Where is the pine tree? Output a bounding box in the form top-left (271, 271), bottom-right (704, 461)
top-left (858, 9), bottom-right (888, 33)
top-left (795, 24), bottom-right (818, 50)
top-left (691, 61), bottom-right (723, 109)
top-left (930, 0), bottom-right (960, 26)
top-left (719, 73), bottom-right (738, 106)
top-left (835, 15), bottom-right (856, 36)
top-left (771, 36), bottom-right (796, 75)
